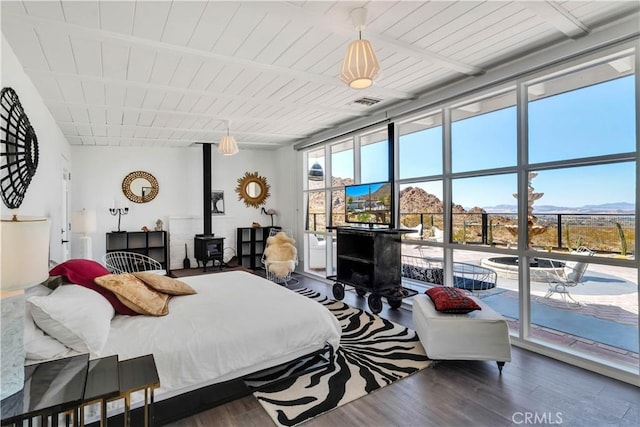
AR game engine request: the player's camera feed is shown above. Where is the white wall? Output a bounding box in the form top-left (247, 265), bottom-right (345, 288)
top-left (70, 145), bottom-right (285, 266)
top-left (1, 37), bottom-right (71, 262)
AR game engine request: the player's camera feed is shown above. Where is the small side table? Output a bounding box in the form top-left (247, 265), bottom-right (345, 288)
top-left (81, 355), bottom-right (120, 426)
top-left (109, 355), bottom-right (160, 427)
top-left (1, 354), bottom-right (89, 427)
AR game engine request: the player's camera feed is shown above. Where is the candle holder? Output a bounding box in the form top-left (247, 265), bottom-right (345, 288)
top-left (109, 207), bottom-right (129, 232)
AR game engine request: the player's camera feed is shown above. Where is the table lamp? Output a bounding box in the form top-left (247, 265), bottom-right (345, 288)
top-left (71, 208), bottom-right (97, 259)
top-left (1, 216), bottom-right (51, 400)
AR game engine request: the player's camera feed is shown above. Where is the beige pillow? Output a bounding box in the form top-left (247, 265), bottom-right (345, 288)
top-left (94, 274), bottom-right (169, 316)
top-left (132, 272), bottom-right (197, 296)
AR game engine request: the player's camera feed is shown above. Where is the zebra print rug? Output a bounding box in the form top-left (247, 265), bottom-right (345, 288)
top-left (249, 288), bottom-right (432, 427)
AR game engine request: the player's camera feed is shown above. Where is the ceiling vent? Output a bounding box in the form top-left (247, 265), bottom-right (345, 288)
top-left (352, 97), bottom-right (382, 107)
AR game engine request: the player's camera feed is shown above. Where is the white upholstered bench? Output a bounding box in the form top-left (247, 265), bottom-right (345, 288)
top-left (412, 293), bottom-right (511, 372)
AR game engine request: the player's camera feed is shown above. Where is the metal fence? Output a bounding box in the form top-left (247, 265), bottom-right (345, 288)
top-left (307, 211), bottom-right (635, 255)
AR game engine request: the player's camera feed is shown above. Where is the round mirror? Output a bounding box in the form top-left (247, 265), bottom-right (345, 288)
top-left (122, 171), bottom-right (159, 203)
top-left (235, 171), bottom-right (270, 208)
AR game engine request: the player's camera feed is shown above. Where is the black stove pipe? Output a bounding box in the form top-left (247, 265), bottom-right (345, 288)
top-left (203, 143), bottom-right (212, 236)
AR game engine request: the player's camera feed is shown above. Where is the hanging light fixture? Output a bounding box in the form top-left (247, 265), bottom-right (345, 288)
top-left (339, 7), bottom-right (380, 89)
top-left (218, 120), bottom-right (239, 156)
top-left (308, 159), bottom-right (324, 181)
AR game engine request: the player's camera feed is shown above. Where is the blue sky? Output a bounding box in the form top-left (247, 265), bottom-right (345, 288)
top-left (323, 75), bottom-right (636, 208)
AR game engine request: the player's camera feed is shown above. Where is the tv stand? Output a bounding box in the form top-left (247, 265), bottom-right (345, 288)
top-left (330, 227), bottom-right (415, 314)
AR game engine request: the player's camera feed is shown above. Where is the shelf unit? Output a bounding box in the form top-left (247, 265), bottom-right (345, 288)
top-left (336, 227), bottom-right (402, 292)
top-left (236, 226), bottom-right (279, 269)
top-left (105, 231), bottom-right (169, 273)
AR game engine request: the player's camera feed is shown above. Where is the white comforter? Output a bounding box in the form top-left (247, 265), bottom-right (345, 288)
top-left (100, 271), bottom-right (341, 399)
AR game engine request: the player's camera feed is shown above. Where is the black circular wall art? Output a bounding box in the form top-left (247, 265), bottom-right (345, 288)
top-left (0, 87), bottom-right (39, 209)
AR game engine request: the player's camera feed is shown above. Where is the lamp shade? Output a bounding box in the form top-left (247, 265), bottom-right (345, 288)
top-left (71, 209), bottom-right (97, 234)
top-left (218, 135), bottom-right (239, 156)
top-left (339, 39), bottom-right (380, 89)
top-left (1, 217), bottom-right (51, 291)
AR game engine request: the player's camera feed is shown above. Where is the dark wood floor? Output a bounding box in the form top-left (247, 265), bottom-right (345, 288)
top-left (165, 271), bottom-right (639, 427)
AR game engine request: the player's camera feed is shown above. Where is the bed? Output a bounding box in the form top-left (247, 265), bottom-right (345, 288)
top-left (25, 268), bottom-right (341, 424)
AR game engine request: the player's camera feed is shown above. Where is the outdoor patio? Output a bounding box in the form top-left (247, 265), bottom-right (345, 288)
top-left (400, 244), bottom-right (639, 367)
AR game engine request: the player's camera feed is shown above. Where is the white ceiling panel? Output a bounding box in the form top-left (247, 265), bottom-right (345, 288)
top-left (57, 77), bottom-right (84, 103)
top-left (48, 104), bottom-right (73, 123)
top-left (58, 123), bottom-right (78, 136)
top-left (0, 20), bottom-right (49, 70)
top-left (169, 57), bottom-right (204, 88)
top-left (233, 11), bottom-right (289, 61)
top-left (104, 84), bottom-right (126, 107)
top-left (159, 92), bottom-right (184, 111)
top-left (92, 125), bottom-right (107, 137)
top-left (186, 1), bottom-right (239, 51)
top-left (35, 28), bottom-right (76, 74)
top-left (132, 1), bottom-right (172, 41)
top-left (23, 1), bottom-right (65, 21)
top-left (87, 107), bottom-right (106, 125)
top-left (126, 47), bottom-right (156, 82)
top-left (188, 61), bottom-right (224, 91)
top-left (252, 18), bottom-right (312, 65)
top-left (138, 111), bottom-right (156, 127)
top-left (141, 89), bottom-right (166, 110)
top-left (124, 87), bottom-right (146, 108)
top-left (74, 123), bottom-right (92, 137)
top-left (99, 1), bottom-right (135, 35)
top-left (82, 81), bottom-right (105, 105)
top-left (101, 42), bottom-right (130, 81)
top-left (175, 93), bottom-right (199, 113)
top-left (28, 74), bottom-right (63, 100)
top-left (71, 37), bottom-right (102, 76)
top-left (149, 52), bottom-right (181, 86)
top-left (62, 1), bottom-right (100, 28)
top-left (1, 1), bottom-right (636, 148)
top-left (121, 111), bottom-right (139, 127)
top-left (160, 1), bottom-right (208, 47)
top-left (106, 110), bottom-right (124, 126)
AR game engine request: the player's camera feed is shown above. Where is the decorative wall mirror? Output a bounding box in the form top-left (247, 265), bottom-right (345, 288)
top-left (0, 87), bottom-right (39, 210)
top-left (122, 171), bottom-right (159, 203)
top-left (235, 171), bottom-right (270, 208)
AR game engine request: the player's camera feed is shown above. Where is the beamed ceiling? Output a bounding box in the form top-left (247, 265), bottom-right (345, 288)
top-left (1, 1), bottom-right (638, 150)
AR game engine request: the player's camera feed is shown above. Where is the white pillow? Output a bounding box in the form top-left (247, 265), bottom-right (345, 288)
top-left (24, 285), bottom-right (70, 360)
top-left (27, 284), bottom-right (114, 355)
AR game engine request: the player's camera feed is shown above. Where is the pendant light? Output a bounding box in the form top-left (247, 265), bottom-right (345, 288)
top-left (218, 120), bottom-right (239, 156)
top-left (339, 8), bottom-right (380, 89)
top-left (308, 160), bottom-right (324, 181)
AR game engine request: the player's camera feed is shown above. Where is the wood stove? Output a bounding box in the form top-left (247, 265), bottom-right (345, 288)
top-left (194, 234), bottom-right (225, 271)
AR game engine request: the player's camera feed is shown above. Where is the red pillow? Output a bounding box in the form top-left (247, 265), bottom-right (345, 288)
top-left (425, 286), bottom-right (481, 314)
top-left (49, 259), bottom-right (138, 316)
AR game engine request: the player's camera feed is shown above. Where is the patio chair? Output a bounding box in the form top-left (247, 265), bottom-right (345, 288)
top-left (102, 251), bottom-right (166, 275)
top-left (426, 226), bottom-right (444, 243)
top-left (401, 223), bottom-right (423, 239)
top-left (542, 246), bottom-right (594, 307)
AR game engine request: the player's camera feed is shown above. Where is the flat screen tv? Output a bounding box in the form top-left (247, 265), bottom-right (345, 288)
top-left (345, 181), bottom-right (392, 227)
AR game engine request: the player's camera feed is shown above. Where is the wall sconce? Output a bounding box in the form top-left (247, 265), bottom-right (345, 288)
top-left (261, 207), bottom-right (278, 227)
top-left (72, 208), bottom-right (97, 259)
